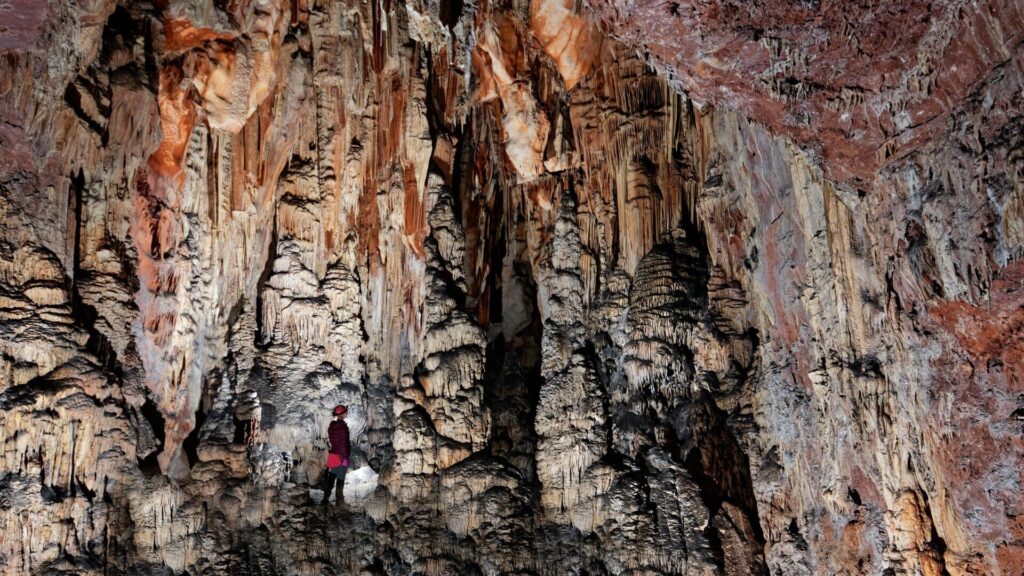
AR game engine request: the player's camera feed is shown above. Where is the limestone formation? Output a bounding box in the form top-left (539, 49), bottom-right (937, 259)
top-left (1, 0), bottom-right (1021, 575)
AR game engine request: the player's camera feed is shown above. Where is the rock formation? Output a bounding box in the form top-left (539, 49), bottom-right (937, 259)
top-left (0, 0), bottom-right (1021, 574)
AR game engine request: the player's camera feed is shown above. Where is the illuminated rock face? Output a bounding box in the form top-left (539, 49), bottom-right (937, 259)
top-left (0, 1), bottom-right (1021, 575)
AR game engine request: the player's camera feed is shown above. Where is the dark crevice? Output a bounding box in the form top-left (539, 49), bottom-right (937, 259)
top-left (183, 404), bottom-right (209, 468)
top-left (680, 437), bottom-right (726, 512)
top-left (422, 45), bottom-right (447, 147)
top-left (920, 490), bottom-right (952, 576)
top-left (848, 487), bottom-right (862, 506)
top-left (233, 415), bottom-right (249, 445)
top-left (254, 211), bottom-right (279, 348)
top-left (63, 80), bottom-right (108, 136)
top-left (481, 180), bottom-right (543, 477)
top-left (439, 0), bottom-right (463, 30)
top-left (138, 398), bottom-right (166, 475)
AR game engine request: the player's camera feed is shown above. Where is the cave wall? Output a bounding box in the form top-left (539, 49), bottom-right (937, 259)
top-left (0, 0), bottom-right (1021, 575)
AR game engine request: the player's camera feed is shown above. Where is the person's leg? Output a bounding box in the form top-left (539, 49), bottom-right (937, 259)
top-left (320, 467), bottom-right (335, 504)
top-left (334, 465), bottom-right (348, 503)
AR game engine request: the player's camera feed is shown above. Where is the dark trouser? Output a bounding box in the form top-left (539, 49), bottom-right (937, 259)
top-left (321, 465), bottom-right (347, 503)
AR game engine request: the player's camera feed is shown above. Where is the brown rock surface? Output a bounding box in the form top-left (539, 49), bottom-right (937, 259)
top-left (0, 0), bottom-right (1021, 575)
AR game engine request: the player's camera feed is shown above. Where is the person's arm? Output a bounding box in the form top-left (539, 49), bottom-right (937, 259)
top-left (327, 421), bottom-right (340, 454)
top-left (339, 423), bottom-right (350, 463)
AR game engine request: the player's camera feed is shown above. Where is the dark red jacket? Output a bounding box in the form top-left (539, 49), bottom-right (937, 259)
top-left (328, 419), bottom-right (350, 460)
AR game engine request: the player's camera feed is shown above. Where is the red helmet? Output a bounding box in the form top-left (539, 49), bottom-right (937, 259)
top-left (333, 405), bottom-right (348, 416)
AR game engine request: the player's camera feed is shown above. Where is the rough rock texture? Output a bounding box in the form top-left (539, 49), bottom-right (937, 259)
top-left (590, 0), bottom-right (1024, 186)
top-left (0, 1), bottom-right (1021, 575)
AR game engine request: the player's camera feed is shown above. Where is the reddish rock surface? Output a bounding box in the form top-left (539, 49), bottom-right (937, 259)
top-left (589, 0), bottom-right (1024, 186)
top-left (927, 261), bottom-right (1024, 574)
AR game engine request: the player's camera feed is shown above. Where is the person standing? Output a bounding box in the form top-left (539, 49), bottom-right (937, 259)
top-left (320, 404), bottom-right (350, 506)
